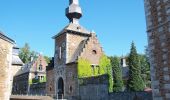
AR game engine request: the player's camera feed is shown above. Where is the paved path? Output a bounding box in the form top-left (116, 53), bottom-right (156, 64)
top-left (10, 95), bottom-right (53, 100)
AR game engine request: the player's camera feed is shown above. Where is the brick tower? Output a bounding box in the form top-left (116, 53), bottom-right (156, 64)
top-left (144, 0), bottom-right (170, 99)
top-left (51, 0), bottom-right (103, 99)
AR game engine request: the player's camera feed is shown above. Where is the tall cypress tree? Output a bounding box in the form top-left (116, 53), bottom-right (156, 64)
top-left (127, 42), bottom-right (145, 91)
top-left (110, 56), bottom-right (124, 92)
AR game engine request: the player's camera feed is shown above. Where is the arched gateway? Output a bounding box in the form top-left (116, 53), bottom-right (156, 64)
top-left (57, 77), bottom-right (64, 99)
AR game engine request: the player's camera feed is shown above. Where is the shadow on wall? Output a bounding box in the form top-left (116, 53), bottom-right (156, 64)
top-left (109, 91), bottom-right (152, 100)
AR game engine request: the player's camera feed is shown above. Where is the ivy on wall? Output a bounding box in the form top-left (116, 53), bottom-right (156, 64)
top-left (99, 55), bottom-right (113, 92)
top-left (29, 76), bottom-right (47, 85)
top-left (78, 58), bottom-right (93, 78)
top-left (78, 55), bottom-right (113, 92)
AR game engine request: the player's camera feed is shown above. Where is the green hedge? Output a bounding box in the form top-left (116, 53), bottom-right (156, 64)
top-left (29, 76), bottom-right (47, 84)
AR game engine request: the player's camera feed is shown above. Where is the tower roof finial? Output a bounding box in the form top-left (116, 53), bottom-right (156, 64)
top-left (66, 0), bottom-right (82, 24)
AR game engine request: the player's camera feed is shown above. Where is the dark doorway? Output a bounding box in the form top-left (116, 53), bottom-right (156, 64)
top-left (58, 77), bottom-right (64, 99)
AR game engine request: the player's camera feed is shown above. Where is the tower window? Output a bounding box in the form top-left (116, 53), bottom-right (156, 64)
top-left (50, 87), bottom-right (52, 91)
top-left (59, 47), bottom-right (62, 59)
top-left (92, 50), bottom-right (97, 54)
top-left (77, 26), bottom-right (81, 30)
top-left (69, 86), bottom-right (73, 93)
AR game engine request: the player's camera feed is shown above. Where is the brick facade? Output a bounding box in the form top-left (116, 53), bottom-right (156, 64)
top-left (51, 23), bottom-right (104, 99)
top-left (79, 32), bottom-right (103, 64)
top-left (144, 0), bottom-right (170, 99)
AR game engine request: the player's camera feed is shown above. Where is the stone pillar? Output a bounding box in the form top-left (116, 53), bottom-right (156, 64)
top-left (0, 39), bottom-right (13, 100)
top-left (144, 0), bottom-right (170, 99)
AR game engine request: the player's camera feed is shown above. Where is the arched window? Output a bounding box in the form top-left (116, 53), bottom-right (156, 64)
top-left (50, 87), bottom-right (52, 91)
top-left (69, 86), bottom-right (73, 93)
top-left (39, 64), bottom-right (42, 71)
top-left (92, 50), bottom-right (97, 55)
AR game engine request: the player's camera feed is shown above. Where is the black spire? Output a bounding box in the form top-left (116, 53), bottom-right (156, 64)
top-left (66, 0), bottom-right (82, 24)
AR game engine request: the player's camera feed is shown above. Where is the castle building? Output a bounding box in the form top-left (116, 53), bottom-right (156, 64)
top-left (144, 0), bottom-right (170, 99)
top-left (0, 32), bottom-right (15, 100)
top-left (12, 55), bottom-right (47, 95)
top-left (10, 46), bottom-right (24, 94)
top-left (46, 58), bottom-right (55, 97)
top-left (47, 0), bottom-right (105, 99)
top-left (0, 31), bottom-right (23, 100)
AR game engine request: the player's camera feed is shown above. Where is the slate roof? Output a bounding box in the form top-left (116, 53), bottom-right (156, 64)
top-left (12, 55), bottom-right (23, 65)
top-left (12, 47), bottom-right (23, 65)
top-left (0, 31), bottom-right (15, 44)
top-left (15, 62), bottom-right (33, 76)
top-left (15, 55), bottom-right (47, 76)
top-left (52, 23), bottom-right (91, 39)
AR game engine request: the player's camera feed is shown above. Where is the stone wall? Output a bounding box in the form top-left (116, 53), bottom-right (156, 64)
top-left (79, 75), bottom-right (109, 100)
top-left (46, 59), bottom-right (55, 97)
top-left (12, 73), bottom-right (29, 95)
top-left (29, 82), bottom-right (46, 95)
top-left (65, 63), bottom-right (79, 97)
top-left (109, 92), bottom-right (152, 100)
top-left (144, 0), bottom-right (170, 99)
top-left (10, 65), bottom-right (22, 95)
top-left (0, 38), bottom-right (13, 100)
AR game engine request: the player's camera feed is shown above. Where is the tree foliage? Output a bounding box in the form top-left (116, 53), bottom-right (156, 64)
top-left (127, 42), bottom-right (145, 91)
top-left (19, 43), bottom-right (50, 64)
top-left (110, 56), bottom-right (124, 92)
top-left (19, 43), bottom-right (31, 63)
top-left (44, 56), bottom-right (51, 64)
top-left (138, 54), bottom-right (151, 87)
top-left (31, 76), bottom-right (47, 84)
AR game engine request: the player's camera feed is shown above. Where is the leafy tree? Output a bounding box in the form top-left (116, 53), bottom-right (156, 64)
top-left (19, 43), bottom-right (31, 63)
top-left (99, 55), bottom-right (113, 92)
top-left (110, 56), bottom-right (124, 92)
top-left (44, 56), bottom-right (51, 64)
top-left (30, 51), bottom-right (38, 60)
top-left (127, 42), bottom-right (145, 91)
top-left (19, 43), bottom-right (39, 63)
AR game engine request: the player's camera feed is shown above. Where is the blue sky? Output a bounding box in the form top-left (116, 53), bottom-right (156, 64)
top-left (0, 0), bottom-right (147, 57)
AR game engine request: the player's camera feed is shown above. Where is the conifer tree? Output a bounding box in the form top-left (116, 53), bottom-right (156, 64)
top-left (110, 56), bottom-right (124, 92)
top-left (127, 42), bottom-right (145, 91)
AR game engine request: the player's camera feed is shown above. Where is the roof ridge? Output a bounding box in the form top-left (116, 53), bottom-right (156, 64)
top-left (53, 23), bottom-right (90, 39)
top-left (77, 36), bottom-right (93, 59)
